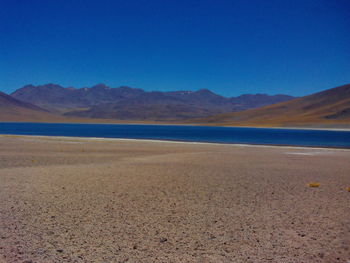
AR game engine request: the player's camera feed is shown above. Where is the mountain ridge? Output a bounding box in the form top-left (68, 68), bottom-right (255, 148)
top-left (0, 91), bottom-right (59, 122)
top-left (10, 83), bottom-right (294, 120)
top-left (194, 84), bottom-right (350, 126)
top-left (2, 83), bottom-right (350, 127)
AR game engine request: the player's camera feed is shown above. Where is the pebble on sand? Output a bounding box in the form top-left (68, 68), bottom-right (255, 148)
top-left (160, 238), bottom-right (168, 243)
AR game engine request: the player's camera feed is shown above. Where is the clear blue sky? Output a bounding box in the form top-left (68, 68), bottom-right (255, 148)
top-left (0, 0), bottom-right (349, 96)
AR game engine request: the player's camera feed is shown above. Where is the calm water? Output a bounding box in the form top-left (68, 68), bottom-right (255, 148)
top-left (1, 122), bottom-right (350, 148)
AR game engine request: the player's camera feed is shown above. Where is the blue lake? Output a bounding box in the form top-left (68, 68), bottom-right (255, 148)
top-left (0, 122), bottom-right (350, 148)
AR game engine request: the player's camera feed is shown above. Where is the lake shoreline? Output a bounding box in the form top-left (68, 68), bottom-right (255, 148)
top-left (1, 120), bottom-right (350, 131)
top-left (1, 122), bottom-right (350, 148)
top-left (1, 134), bottom-right (350, 150)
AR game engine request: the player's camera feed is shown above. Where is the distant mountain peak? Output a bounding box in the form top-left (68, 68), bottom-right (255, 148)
top-left (91, 83), bottom-right (109, 89)
top-left (196, 88), bottom-right (214, 94)
top-left (39, 83), bottom-right (64, 89)
top-left (178, 91), bottom-right (194, 95)
top-left (117, 86), bottom-right (137, 91)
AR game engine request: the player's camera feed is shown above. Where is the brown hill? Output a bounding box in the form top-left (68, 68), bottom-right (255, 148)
top-left (0, 91), bottom-right (61, 122)
top-left (195, 84), bottom-right (350, 127)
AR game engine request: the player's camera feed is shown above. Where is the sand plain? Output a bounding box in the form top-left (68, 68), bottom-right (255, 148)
top-left (0, 135), bottom-right (349, 263)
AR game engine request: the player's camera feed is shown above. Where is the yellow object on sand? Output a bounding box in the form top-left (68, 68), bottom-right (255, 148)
top-left (308, 182), bottom-right (320, 187)
top-left (346, 187), bottom-right (350, 192)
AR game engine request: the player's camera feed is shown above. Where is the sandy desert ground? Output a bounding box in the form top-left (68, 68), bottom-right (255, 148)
top-left (0, 135), bottom-right (349, 263)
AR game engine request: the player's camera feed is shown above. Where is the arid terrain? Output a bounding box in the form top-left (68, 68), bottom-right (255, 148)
top-left (0, 136), bottom-right (349, 262)
top-left (197, 84), bottom-right (350, 127)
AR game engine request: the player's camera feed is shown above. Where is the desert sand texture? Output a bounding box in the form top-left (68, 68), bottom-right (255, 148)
top-left (0, 135), bottom-right (349, 263)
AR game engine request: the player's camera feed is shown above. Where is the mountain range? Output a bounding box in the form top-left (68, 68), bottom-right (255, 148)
top-left (10, 84), bottom-right (294, 120)
top-left (2, 83), bottom-right (350, 127)
top-left (196, 84), bottom-right (350, 127)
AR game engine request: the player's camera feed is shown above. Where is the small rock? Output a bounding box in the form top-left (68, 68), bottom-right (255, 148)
top-left (208, 234), bottom-right (216, 240)
top-left (160, 237), bottom-right (167, 243)
top-left (56, 249), bottom-right (63, 253)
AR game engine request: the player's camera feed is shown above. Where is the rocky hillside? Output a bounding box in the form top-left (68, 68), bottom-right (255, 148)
top-left (11, 84), bottom-right (294, 120)
top-left (195, 84), bottom-right (350, 126)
